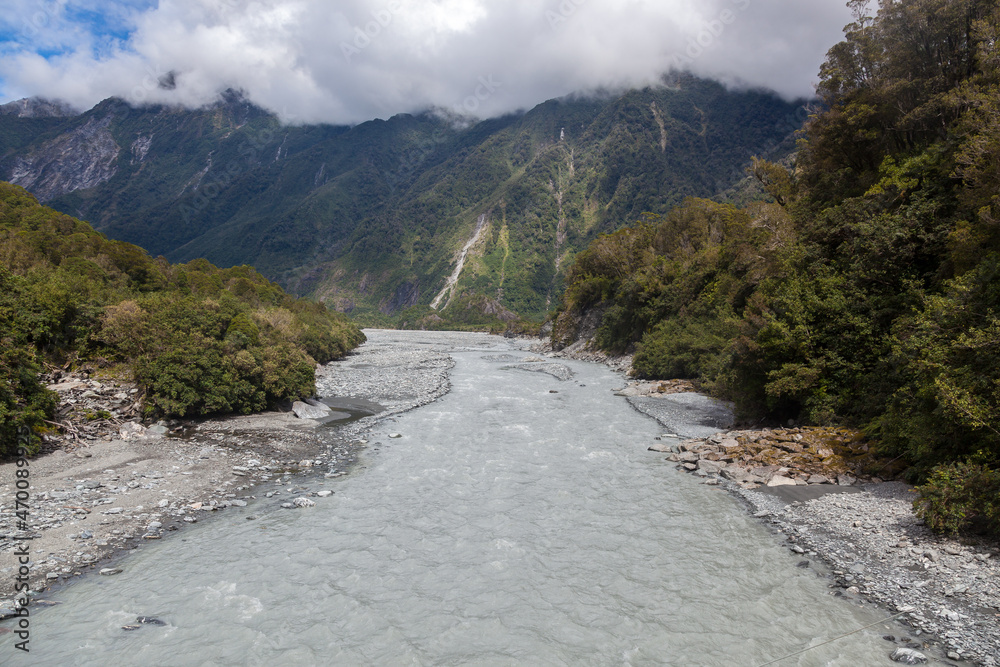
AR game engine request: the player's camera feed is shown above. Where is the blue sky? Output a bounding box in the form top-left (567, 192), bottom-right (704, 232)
top-left (0, 0), bottom-right (855, 124)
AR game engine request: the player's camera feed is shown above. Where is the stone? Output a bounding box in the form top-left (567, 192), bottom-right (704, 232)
top-left (100, 568), bottom-right (123, 576)
top-left (293, 497), bottom-right (316, 508)
top-left (837, 474), bottom-right (857, 486)
top-left (46, 573), bottom-right (60, 580)
top-left (147, 424), bottom-right (169, 436)
top-left (647, 443), bottom-right (673, 453)
top-left (103, 507), bottom-right (123, 515)
top-left (766, 475), bottom-right (797, 487)
top-left (388, 433), bottom-right (403, 439)
top-left (230, 499), bottom-right (248, 507)
top-left (677, 451), bottom-right (700, 463)
top-left (890, 647), bottom-right (928, 664)
top-left (316, 490), bottom-right (334, 497)
top-left (291, 400), bottom-right (332, 420)
top-left (136, 616), bottom-right (166, 626)
top-left (807, 474), bottom-right (831, 484)
top-left (119, 422), bottom-right (146, 440)
top-left (158, 499), bottom-right (169, 508)
top-left (696, 459), bottom-right (724, 475)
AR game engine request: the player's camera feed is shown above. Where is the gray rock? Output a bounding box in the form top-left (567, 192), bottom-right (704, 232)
top-left (292, 401), bottom-right (332, 420)
top-left (147, 424), bottom-right (169, 436)
top-left (100, 568), bottom-right (123, 576)
top-left (766, 475), bottom-right (797, 487)
top-left (647, 443), bottom-right (673, 453)
top-left (230, 499), bottom-right (248, 507)
top-left (316, 490), bottom-right (334, 498)
top-left (890, 647), bottom-right (928, 664)
top-left (292, 497), bottom-right (316, 508)
top-left (119, 422), bottom-right (146, 440)
top-left (696, 459), bottom-right (725, 475)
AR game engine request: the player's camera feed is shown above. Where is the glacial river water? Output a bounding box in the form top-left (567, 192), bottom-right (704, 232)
top-left (5, 334), bottom-right (906, 665)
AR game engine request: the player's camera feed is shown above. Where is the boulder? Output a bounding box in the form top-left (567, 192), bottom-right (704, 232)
top-left (890, 648), bottom-right (927, 664)
top-left (292, 401), bottom-right (332, 420)
top-left (696, 459), bottom-right (725, 475)
top-left (119, 421), bottom-right (146, 440)
top-left (766, 475), bottom-right (798, 487)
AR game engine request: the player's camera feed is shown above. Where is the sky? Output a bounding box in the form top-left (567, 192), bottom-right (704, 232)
top-left (0, 0), bottom-right (855, 124)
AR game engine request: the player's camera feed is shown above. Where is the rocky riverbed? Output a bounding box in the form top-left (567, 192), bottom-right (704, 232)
top-left (0, 329), bottom-right (481, 617)
top-left (3, 330), bottom-right (998, 665)
top-left (545, 342), bottom-right (1000, 666)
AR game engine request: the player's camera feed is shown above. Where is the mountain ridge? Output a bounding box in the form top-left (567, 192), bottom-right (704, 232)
top-left (0, 74), bottom-right (805, 325)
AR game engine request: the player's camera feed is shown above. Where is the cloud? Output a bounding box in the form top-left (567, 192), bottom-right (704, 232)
top-left (0, 0), bottom-right (854, 124)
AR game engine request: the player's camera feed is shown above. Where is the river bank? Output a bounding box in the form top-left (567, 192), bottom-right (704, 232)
top-left (0, 330), bottom-right (489, 613)
top-left (546, 340), bottom-right (1000, 666)
top-left (3, 330), bottom-right (998, 665)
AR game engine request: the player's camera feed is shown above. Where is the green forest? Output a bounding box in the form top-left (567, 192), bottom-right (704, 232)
top-left (554, 0), bottom-right (1000, 537)
top-left (0, 182), bottom-right (364, 456)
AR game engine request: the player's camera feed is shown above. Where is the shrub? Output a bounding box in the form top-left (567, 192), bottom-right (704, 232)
top-left (915, 462), bottom-right (1000, 538)
top-left (0, 343), bottom-right (56, 456)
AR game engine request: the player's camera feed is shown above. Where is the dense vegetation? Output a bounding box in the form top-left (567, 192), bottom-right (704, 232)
top-left (0, 79), bottom-right (803, 326)
top-left (0, 182), bottom-right (364, 456)
top-left (554, 0), bottom-right (1000, 536)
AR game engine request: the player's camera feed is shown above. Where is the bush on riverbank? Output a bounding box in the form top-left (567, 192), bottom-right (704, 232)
top-left (916, 463), bottom-right (1000, 538)
top-left (0, 182), bottom-right (365, 453)
top-left (552, 0), bottom-right (1000, 537)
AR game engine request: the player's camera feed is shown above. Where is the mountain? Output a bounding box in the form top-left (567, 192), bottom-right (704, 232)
top-left (551, 0), bottom-right (1000, 536)
top-left (0, 74), bottom-right (805, 325)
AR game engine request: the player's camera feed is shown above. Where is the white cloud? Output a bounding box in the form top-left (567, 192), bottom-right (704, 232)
top-left (0, 0), bottom-right (854, 123)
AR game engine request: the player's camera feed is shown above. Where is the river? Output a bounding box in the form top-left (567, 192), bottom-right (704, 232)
top-left (4, 332), bottom-right (908, 665)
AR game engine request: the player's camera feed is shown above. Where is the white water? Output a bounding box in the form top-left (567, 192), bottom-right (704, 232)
top-left (3, 333), bottom-right (913, 666)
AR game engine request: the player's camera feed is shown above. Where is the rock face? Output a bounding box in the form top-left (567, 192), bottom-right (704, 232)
top-left (8, 114), bottom-right (119, 201)
top-left (292, 401), bottom-right (332, 420)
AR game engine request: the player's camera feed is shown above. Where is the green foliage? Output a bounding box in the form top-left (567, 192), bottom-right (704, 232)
top-left (0, 342), bottom-right (56, 457)
top-left (632, 315), bottom-right (737, 380)
top-left (556, 0), bottom-right (1000, 534)
top-left (5, 79), bottom-right (804, 322)
top-left (0, 182), bottom-right (364, 444)
top-left (915, 462), bottom-right (1000, 537)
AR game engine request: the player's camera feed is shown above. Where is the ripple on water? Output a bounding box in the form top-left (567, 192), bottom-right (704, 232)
top-left (4, 337), bottom-right (916, 666)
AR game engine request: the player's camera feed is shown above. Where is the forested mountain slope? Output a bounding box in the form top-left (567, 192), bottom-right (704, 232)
top-left (554, 0), bottom-right (1000, 535)
top-left (0, 182), bottom-right (364, 455)
top-left (0, 76), bottom-right (804, 325)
